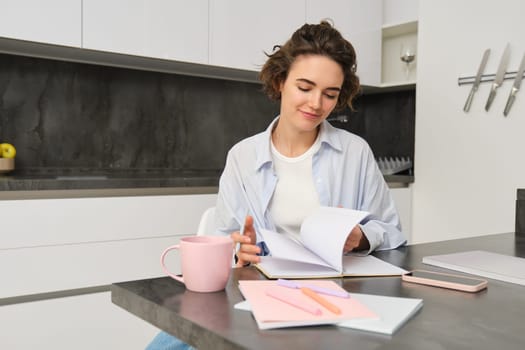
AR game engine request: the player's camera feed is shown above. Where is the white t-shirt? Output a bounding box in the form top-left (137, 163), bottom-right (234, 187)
top-left (216, 118), bottom-right (406, 254)
top-left (269, 135), bottom-right (321, 241)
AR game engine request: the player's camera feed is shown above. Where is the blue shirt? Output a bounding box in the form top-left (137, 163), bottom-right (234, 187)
top-left (215, 117), bottom-right (406, 254)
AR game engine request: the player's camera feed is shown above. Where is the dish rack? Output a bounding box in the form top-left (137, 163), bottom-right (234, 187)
top-left (376, 157), bottom-right (412, 175)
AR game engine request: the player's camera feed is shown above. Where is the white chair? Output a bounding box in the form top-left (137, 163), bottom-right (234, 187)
top-left (197, 207), bottom-right (216, 235)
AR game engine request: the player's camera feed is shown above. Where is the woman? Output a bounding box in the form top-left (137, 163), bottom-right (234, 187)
top-left (217, 20), bottom-right (406, 267)
top-left (147, 20), bottom-right (405, 350)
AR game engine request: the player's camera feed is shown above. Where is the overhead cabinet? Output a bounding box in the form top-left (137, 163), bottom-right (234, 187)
top-left (381, 0), bottom-right (419, 86)
top-left (210, 0), bottom-right (383, 84)
top-left (1, 0), bottom-right (385, 85)
top-left (0, 0), bottom-right (81, 47)
top-left (82, 0), bottom-right (209, 64)
top-left (382, 0), bottom-right (419, 27)
top-left (209, 0), bottom-right (305, 71)
top-left (306, 0), bottom-right (383, 86)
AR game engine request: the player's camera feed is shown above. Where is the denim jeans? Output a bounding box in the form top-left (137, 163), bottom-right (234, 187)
top-left (145, 331), bottom-right (196, 350)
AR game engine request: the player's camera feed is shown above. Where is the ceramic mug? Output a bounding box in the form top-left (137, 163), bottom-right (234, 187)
top-left (160, 235), bottom-right (234, 293)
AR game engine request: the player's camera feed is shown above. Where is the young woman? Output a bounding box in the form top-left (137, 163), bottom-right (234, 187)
top-left (218, 21), bottom-right (405, 267)
top-left (147, 20), bottom-right (405, 350)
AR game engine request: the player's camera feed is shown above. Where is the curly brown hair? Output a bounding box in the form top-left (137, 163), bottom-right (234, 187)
top-left (259, 21), bottom-right (361, 111)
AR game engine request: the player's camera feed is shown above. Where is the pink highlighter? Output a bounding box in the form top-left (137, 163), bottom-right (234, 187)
top-left (277, 279), bottom-right (350, 298)
top-left (265, 288), bottom-right (322, 316)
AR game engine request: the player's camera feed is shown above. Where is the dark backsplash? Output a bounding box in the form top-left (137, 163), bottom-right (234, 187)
top-left (0, 53), bottom-right (414, 174)
top-left (335, 89), bottom-right (416, 160)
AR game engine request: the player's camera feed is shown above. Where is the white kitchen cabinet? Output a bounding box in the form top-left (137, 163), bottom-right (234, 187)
top-left (0, 235), bottom-right (182, 299)
top-left (0, 0), bottom-right (81, 47)
top-left (0, 194), bottom-right (217, 298)
top-left (382, 0), bottom-right (419, 27)
top-left (0, 193), bottom-right (216, 347)
top-left (209, 0), bottom-right (305, 71)
top-left (381, 23), bottom-right (418, 85)
top-left (0, 292), bottom-right (159, 350)
top-left (380, 0), bottom-right (418, 86)
top-left (82, 0), bottom-right (209, 64)
top-left (0, 194), bottom-right (216, 249)
top-left (306, 0), bottom-right (383, 86)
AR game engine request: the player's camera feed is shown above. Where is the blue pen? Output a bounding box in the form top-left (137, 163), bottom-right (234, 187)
top-left (277, 279), bottom-right (350, 298)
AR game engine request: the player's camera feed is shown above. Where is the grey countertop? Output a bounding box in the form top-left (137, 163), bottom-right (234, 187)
top-left (0, 168), bottom-right (222, 191)
top-left (0, 168), bottom-right (414, 193)
top-left (111, 233), bottom-right (525, 350)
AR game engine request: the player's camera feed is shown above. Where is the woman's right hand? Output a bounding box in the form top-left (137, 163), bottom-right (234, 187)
top-left (231, 215), bottom-right (261, 267)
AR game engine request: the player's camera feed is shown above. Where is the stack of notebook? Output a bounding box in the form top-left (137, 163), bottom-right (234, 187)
top-left (236, 279), bottom-right (423, 334)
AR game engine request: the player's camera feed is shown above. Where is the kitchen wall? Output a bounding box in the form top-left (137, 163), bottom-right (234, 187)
top-left (0, 53), bottom-right (277, 172)
top-left (338, 89), bottom-right (415, 162)
top-left (412, 0), bottom-right (525, 243)
top-left (0, 53), bottom-right (415, 174)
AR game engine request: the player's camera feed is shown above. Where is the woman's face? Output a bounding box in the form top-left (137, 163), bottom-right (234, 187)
top-left (279, 54), bottom-right (343, 132)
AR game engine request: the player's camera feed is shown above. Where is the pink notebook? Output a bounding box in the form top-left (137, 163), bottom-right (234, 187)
top-left (238, 280), bottom-right (378, 329)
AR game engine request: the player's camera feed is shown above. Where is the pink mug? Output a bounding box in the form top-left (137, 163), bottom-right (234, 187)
top-left (160, 235), bottom-right (234, 293)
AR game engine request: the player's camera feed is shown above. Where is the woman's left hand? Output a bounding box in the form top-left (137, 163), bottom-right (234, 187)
top-left (343, 225), bottom-right (370, 253)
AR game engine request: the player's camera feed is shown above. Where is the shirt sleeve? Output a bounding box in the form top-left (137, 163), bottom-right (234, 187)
top-left (357, 147), bottom-right (407, 254)
top-left (215, 148), bottom-right (245, 237)
top-left (215, 148), bottom-right (271, 256)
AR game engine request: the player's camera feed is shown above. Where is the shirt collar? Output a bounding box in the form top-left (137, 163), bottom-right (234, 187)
top-left (254, 116), bottom-right (343, 171)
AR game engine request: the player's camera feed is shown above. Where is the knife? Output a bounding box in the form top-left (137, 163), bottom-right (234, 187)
top-left (485, 43), bottom-right (511, 111)
top-left (464, 49), bottom-right (490, 112)
top-left (503, 53), bottom-right (525, 117)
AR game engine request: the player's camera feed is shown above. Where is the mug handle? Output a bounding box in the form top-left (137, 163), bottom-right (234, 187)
top-left (160, 245), bottom-right (185, 284)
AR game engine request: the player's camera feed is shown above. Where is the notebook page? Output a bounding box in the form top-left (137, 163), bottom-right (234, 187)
top-left (301, 207), bottom-right (371, 272)
top-left (259, 228), bottom-right (331, 268)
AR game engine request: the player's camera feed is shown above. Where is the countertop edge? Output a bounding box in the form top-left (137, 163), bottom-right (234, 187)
top-left (0, 186), bottom-right (220, 200)
top-left (0, 175), bottom-right (414, 200)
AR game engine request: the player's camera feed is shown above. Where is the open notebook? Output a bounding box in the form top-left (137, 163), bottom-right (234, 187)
top-left (255, 254), bottom-right (407, 279)
top-left (255, 206), bottom-right (407, 279)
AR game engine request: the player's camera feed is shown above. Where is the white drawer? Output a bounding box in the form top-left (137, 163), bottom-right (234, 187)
top-left (0, 194), bottom-right (217, 249)
top-left (0, 291), bottom-right (159, 350)
top-left (0, 236), bottom-right (183, 298)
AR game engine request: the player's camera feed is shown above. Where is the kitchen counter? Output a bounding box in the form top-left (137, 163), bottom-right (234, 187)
top-left (111, 233), bottom-right (525, 350)
top-left (0, 168), bottom-right (414, 198)
top-left (0, 168), bottom-right (222, 191)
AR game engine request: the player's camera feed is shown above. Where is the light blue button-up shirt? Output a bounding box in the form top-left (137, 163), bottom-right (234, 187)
top-left (215, 117), bottom-right (406, 254)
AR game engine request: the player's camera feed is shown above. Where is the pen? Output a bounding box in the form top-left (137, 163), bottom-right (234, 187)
top-left (277, 279), bottom-right (350, 298)
top-left (265, 288), bottom-right (322, 316)
top-left (301, 287), bottom-right (342, 315)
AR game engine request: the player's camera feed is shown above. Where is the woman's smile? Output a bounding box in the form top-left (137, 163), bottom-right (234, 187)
top-left (299, 109), bottom-right (321, 120)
